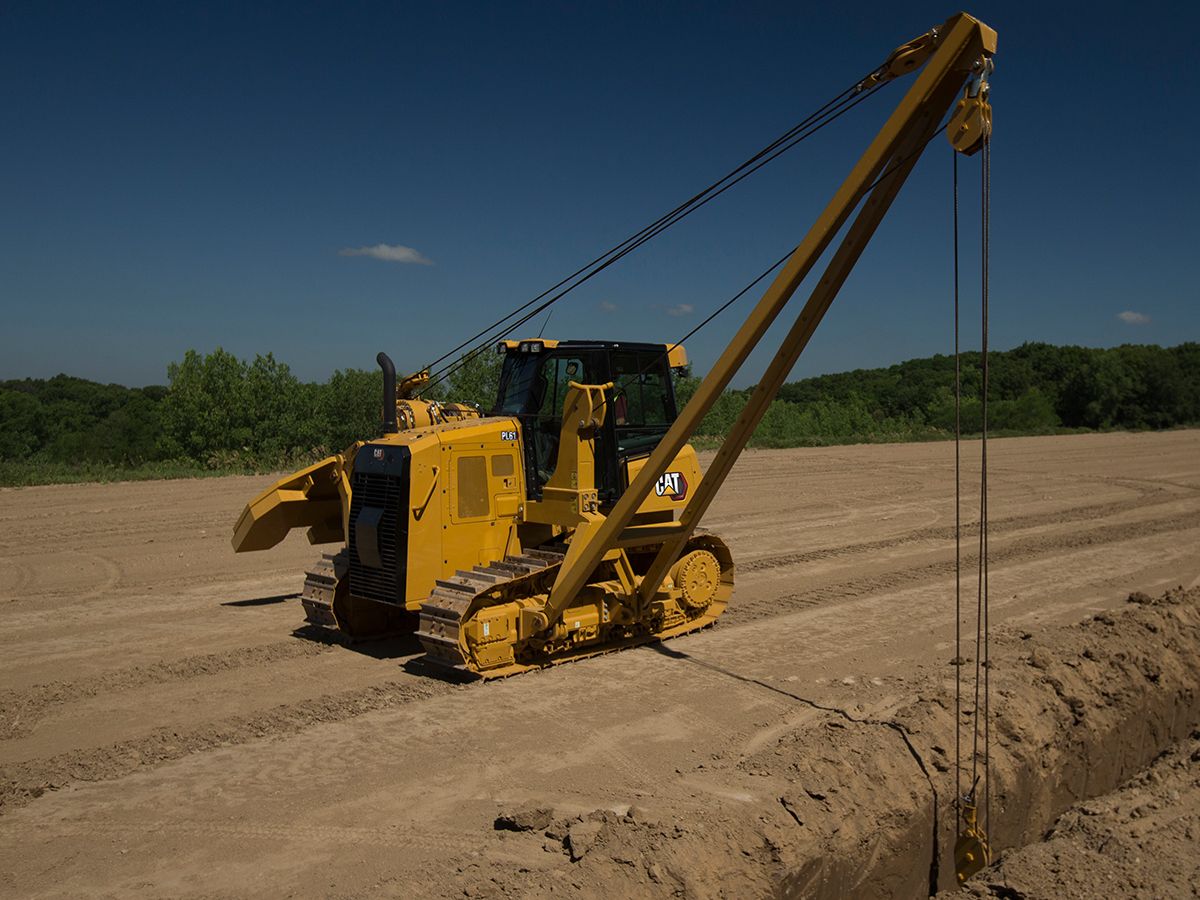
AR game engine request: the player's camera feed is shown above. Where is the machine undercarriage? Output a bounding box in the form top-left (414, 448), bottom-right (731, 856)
top-left (296, 532), bottom-right (732, 678)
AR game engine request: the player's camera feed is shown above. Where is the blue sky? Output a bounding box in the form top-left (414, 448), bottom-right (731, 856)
top-left (2, 1), bottom-right (1196, 387)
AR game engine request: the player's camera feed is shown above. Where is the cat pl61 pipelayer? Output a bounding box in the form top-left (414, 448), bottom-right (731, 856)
top-left (232, 13), bottom-right (996, 677)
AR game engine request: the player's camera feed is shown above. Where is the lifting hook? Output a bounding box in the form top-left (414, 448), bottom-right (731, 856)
top-left (953, 780), bottom-right (992, 884)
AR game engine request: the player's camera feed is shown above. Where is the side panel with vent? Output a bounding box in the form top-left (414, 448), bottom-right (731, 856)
top-left (347, 445), bottom-right (411, 606)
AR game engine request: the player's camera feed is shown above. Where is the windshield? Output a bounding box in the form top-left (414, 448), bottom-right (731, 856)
top-left (495, 351), bottom-right (589, 418)
top-left (494, 354), bottom-right (542, 415)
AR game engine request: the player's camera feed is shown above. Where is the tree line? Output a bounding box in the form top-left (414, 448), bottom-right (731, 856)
top-left (677, 341), bottom-right (1200, 446)
top-left (1, 342), bottom-right (1195, 484)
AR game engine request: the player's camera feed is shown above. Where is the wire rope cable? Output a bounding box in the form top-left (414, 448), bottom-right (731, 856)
top-left (980, 135), bottom-right (992, 836)
top-left (417, 78), bottom-right (891, 397)
top-left (600, 110), bottom-right (958, 416)
top-left (952, 147), bottom-right (963, 818)
top-left (420, 82), bottom-right (869, 376)
top-left (968, 136), bottom-right (992, 833)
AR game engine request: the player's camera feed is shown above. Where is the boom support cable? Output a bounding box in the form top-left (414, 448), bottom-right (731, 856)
top-left (606, 112), bottom-right (959, 409)
top-left (423, 83), bottom-right (864, 371)
top-left (426, 78), bottom-right (959, 404)
top-left (417, 78), bottom-right (891, 397)
top-left (579, 106), bottom-right (958, 437)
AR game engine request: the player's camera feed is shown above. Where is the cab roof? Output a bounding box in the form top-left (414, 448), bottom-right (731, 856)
top-left (500, 338), bottom-right (687, 369)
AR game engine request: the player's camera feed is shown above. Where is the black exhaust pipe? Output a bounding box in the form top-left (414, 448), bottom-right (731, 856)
top-left (377, 352), bottom-right (398, 434)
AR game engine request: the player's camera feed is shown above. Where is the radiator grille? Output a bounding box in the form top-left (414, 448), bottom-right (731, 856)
top-left (348, 467), bottom-right (407, 605)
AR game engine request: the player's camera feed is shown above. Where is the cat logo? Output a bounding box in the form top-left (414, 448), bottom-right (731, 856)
top-left (654, 471), bottom-right (688, 501)
top-left (373, 448), bottom-right (385, 460)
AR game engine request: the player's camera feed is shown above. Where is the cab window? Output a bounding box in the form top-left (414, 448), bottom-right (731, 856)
top-left (495, 353), bottom-right (542, 415)
top-left (536, 356), bottom-right (585, 419)
top-left (611, 351), bottom-right (671, 427)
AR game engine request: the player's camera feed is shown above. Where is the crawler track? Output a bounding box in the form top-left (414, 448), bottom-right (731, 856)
top-left (299, 551), bottom-right (344, 629)
top-left (418, 547), bottom-right (565, 674)
top-left (417, 541), bottom-right (730, 678)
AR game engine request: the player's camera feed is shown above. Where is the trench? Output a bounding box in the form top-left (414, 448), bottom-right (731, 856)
top-left (774, 586), bottom-right (1200, 898)
top-left (484, 587), bottom-right (1200, 899)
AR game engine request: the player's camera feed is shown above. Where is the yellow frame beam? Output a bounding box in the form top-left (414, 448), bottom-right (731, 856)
top-left (543, 12), bottom-right (997, 623)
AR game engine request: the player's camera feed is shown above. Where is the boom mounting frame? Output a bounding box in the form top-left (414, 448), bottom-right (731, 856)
top-left (539, 12), bottom-right (997, 626)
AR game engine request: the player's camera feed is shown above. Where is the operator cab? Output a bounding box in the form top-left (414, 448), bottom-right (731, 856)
top-left (491, 339), bottom-right (686, 504)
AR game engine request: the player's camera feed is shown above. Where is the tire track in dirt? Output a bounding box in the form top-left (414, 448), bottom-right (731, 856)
top-left (0, 558), bottom-right (34, 598)
top-left (4, 501), bottom-right (1185, 753)
top-left (0, 676), bottom-right (456, 815)
top-left (739, 487), bottom-right (1186, 574)
top-left (727, 510), bottom-right (1200, 625)
top-left (0, 637), bottom-right (339, 741)
top-left (26, 818), bottom-right (482, 852)
top-left (74, 552), bottom-right (123, 601)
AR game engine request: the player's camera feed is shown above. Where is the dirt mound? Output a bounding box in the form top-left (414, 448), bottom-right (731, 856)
top-left (459, 586), bottom-right (1200, 898)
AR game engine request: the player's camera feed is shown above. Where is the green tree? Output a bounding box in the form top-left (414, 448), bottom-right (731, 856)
top-left (991, 387), bottom-right (1059, 432)
top-left (0, 390), bottom-right (43, 459)
top-left (321, 367), bottom-right (384, 448)
top-left (443, 349), bottom-right (504, 411)
top-left (160, 349), bottom-right (248, 461)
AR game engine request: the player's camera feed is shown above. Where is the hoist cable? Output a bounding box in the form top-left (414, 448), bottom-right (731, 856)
top-left (418, 80), bottom-right (890, 397)
top-left (430, 89), bottom-right (945, 410)
top-left (952, 147), bottom-right (963, 817)
top-left (968, 136), bottom-right (992, 831)
top-left (596, 245), bottom-right (795, 415)
top-left (664, 246), bottom-right (795, 367)
top-left (645, 112), bottom-right (957, 390)
top-left (980, 135), bottom-right (992, 836)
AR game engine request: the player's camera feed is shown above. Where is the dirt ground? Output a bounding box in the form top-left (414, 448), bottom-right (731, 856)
top-left (1, 430), bottom-right (1198, 898)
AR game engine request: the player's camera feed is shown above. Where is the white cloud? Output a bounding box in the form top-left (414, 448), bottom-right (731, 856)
top-left (339, 243), bottom-right (433, 265)
top-left (1117, 310), bottom-right (1150, 325)
top-left (666, 303), bottom-right (694, 317)
top-left (599, 300), bottom-right (618, 313)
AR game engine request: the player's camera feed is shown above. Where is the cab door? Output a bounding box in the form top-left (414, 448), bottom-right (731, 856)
top-left (514, 350), bottom-right (597, 500)
top-left (602, 349), bottom-right (679, 498)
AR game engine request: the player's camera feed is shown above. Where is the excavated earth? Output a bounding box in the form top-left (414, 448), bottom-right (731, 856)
top-left (1, 430), bottom-right (1198, 898)
top-left (941, 727), bottom-right (1200, 899)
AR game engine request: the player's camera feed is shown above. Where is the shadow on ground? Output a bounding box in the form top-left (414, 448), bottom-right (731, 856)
top-left (220, 593), bottom-right (298, 607)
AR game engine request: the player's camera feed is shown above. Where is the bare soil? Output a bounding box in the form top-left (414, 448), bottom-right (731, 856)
top-left (1, 430), bottom-right (1198, 898)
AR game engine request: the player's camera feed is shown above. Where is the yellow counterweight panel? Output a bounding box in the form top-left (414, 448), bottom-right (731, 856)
top-left (231, 453), bottom-right (351, 552)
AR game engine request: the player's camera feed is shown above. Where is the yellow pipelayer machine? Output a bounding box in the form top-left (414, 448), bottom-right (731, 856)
top-left (232, 13), bottom-right (996, 679)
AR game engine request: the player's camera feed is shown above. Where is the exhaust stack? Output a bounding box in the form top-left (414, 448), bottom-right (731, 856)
top-left (377, 352), bottom-right (398, 435)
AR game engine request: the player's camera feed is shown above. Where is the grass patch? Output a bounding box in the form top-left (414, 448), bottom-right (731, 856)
top-left (2, 426), bottom-right (1163, 487)
top-left (0, 459), bottom-right (254, 488)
